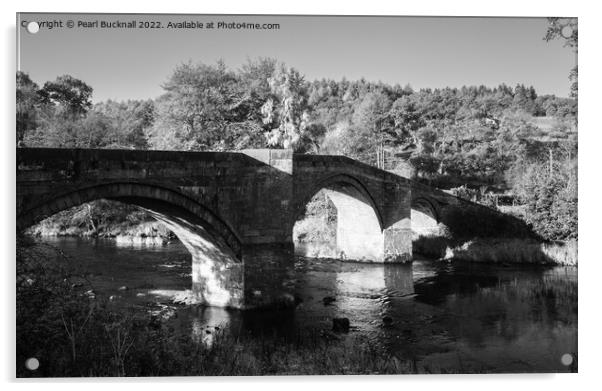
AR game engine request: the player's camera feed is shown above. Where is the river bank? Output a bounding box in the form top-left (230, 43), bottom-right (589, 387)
top-left (28, 196), bottom-right (577, 266)
top-left (25, 200), bottom-right (175, 245)
top-left (413, 236), bottom-right (578, 266)
top-left (26, 219), bottom-right (174, 244)
top-left (27, 229), bottom-right (578, 267)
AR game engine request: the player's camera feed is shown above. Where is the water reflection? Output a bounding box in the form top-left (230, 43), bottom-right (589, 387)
top-left (34, 237), bottom-right (578, 373)
top-left (114, 236), bottom-right (169, 248)
top-left (335, 263), bottom-right (414, 298)
top-left (187, 307), bottom-right (232, 345)
top-left (330, 263), bottom-right (415, 330)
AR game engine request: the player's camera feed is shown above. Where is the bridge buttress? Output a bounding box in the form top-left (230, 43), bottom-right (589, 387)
top-left (381, 180), bottom-right (413, 263)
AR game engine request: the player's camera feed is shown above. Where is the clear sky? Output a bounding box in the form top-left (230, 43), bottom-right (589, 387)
top-left (17, 13), bottom-right (576, 102)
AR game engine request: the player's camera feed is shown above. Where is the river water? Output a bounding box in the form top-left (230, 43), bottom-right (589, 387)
top-left (33, 237), bottom-right (577, 373)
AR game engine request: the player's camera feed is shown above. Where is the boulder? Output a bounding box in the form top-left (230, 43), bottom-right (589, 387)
top-left (332, 317), bottom-right (350, 333)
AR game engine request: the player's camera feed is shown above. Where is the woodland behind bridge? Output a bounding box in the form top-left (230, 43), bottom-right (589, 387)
top-left (17, 52), bottom-right (577, 242)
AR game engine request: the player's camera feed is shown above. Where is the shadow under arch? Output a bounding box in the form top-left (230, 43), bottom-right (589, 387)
top-left (17, 182), bottom-right (245, 308)
top-left (293, 173), bottom-right (385, 262)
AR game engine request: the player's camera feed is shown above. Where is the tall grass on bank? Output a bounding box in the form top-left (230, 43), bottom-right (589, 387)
top-left (413, 236), bottom-right (577, 266)
top-left (540, 240), bottom-right (578, 266)
top-left (19, 309), bottom-right (421, 377)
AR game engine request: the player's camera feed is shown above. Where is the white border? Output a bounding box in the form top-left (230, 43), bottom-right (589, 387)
top-left (3, 1), bottom-right (600, 390)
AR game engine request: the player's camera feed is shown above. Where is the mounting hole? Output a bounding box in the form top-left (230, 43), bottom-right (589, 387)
top-left (25, 357), bottom-right (39, 370)
top-left (561, 25), bottom-right (574, 39)
top-left (561, 353), bottom-right (573, 366)
top-left (26, 21), bottom-right (40, 34)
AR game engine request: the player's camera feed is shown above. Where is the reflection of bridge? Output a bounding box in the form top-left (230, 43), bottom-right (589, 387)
top-left (16, 148), bottom-right (512, 309)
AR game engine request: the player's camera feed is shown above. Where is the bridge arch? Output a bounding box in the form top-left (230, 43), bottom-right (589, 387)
top-left (17, 182), bottom-right (244, 307)
top-left (294, 173), bottom-right (384, 228)
top-left (293, 174), bottom-right (385, 262)
top-left (411, 196), bottom-right (441, 237)
top-left (17, 181), bottom-right (242, 256)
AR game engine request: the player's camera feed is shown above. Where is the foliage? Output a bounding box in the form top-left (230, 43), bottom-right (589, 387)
top-left (17, 64), bottom-right (577, 158)
top-left (26, 200), bottom-right (173, 239)
top-left (16, 71), bottom-right (40, 145)
top-left (544, 17), bottom-right (578, 99)
top-left (413, 236), bottom-right (577, 266)
top-left (544, 17), bottom-right (578, 49)
top-left (262, 66), bottom-right (310, 150)
top-left (38, 75), bottom-right (93, 119)
top-left (512, 155), bottom-right (577, 241)
top-left (17, 72), bottom-right (155, 149)
top-left (93, 100), bottom-right (154, 149)
top-left (293, 190), bottom-right (337, 244)
top-left (17, 55), bottom-right (578, 241)
top-left (450, 238), bottom-right (577, 266)
top-left (145, 61), bottom-right (240, 150)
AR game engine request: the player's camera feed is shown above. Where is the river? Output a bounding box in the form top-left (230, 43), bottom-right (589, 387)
top-left (32, 236), bottom-right (577, 373)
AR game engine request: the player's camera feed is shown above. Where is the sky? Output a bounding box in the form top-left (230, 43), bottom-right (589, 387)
top-left (17, 13), bottom-right (576, 102)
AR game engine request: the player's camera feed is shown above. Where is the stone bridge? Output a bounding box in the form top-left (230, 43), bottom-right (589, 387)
top-left (16, 148), bottom-right (522, 309)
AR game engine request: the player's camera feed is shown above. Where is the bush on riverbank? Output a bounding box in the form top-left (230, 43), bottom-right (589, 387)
top-left (510, 155), bottom-right (577, 242)
top-left (450, 238), bottom-right (577, 266)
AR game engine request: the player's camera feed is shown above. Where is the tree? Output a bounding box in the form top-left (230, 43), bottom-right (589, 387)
top-left (544, 17), bottom-right (578, 49)
top-left (353, 92), bottom-right (391, 131)
top-left (519, 160), bottom-right (577, 240)
top-left (350, 91), bottom-right (393, 164)
top-left (78, 111), bottom-right (115, 148)
top-left (38, 75), bottom-right (93, 119)
top-left (389, 95), bottom-right (425, 146)
top-left (262, 66), bottom-right (310, 150)
top-left (568, 67), bottom-right (578, 100)
top-left (126, 100), bottom-right (154, 149)
top-left (237, 57), bottom-right (278, 123)
top-left (146, 61), bottom-right (241, 151)
top-left (16, 72), bottom-right (40, 145)
top-left (94, 100), bottom-right (155, 149)
top-left (544, 17), bottom-right (578, 99)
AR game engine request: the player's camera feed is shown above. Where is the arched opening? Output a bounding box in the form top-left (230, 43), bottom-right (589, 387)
top-left (411, 197), bottom-right (452, 259)
top-left (17, 183), bottom-right (244, 308)
top-left (293, 176), bottom-right (384, 262)
top-left (411, 198), bottom-right (440, 239)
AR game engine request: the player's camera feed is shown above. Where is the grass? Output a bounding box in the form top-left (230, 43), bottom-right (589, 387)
top-left (450, 238), bottom-right (577, 266)
top-left (17, 295), bottom-right (421, 376)
top-left (540, 240), bottom-right (578, 266)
